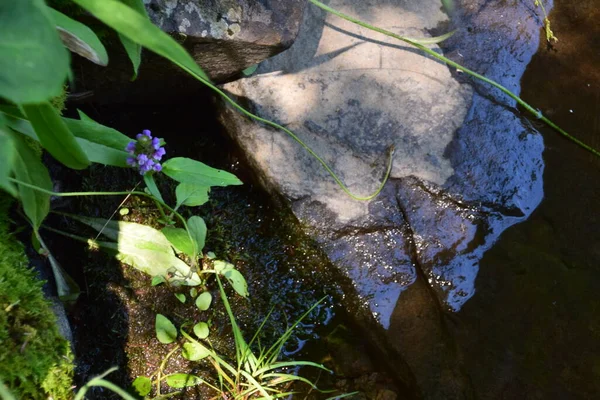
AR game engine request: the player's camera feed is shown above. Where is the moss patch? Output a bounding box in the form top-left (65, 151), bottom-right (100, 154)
top-left (0, 196), bottom-right (74, 399)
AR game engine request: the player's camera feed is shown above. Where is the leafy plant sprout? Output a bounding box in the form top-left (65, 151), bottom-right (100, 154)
top-left (132, 275), bottom-right (346, 400)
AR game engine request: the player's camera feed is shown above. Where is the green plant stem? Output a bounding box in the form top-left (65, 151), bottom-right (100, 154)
top-left (74, 367), bottom-right (138, 400)
top-left (205, 80), bottom-right (395, 201)
top-left (8, 177), bottom-right (194, 245)
top-left (156, 345), bottom-right (180, 396)
top-left (308, 0), bottom-right (600, 158)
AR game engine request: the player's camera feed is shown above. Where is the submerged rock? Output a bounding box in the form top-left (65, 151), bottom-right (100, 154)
top-left (219, 0), bottom-right (545, 397)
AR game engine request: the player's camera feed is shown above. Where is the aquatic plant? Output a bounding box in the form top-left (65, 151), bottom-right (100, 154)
top-left (132, 275), bottom-right (340, 400)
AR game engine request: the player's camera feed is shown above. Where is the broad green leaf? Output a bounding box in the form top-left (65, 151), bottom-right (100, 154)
top-left (63, 116), bottom-right (131, 150)
top-left (162, 157), bottom-right (242, 187)
top-left (144, 174), bottom-right (164, 203)
top-left (222, 268), bottom-right (249, 298)
top-left (162, 227), bottom-right (195, 258)
top-left (0, 125), bottom-right (17, 196)
top-left (8, 130), bottom-right (52, 229)
top-left (151, 275), bottom-right (166, 286)
top-left (193, 322), bottom-right (209, 339)
top-left (69, 216), bottom-right (202, 285)
top-left (22, 103), bottom-right (90, 170)
top-left (175, 183), bottom-right (210, 208)
top-left (165, 373), bottom-right (203, 389)
top-left (189, 287), bottom-right (198, 298)
top-left (71, 0), bottom-right (210, 82)
top-left (1, 111), bottom-right (129, 167)
top-left (49, 8), bottom-right (109, 66)
top-left (181, 342), bottom-right (210, 361)
top-left (0, 0), bottom-right (70, 103)
top-left (132, 376), bottom-right (152, 397)
top-left (214, 261), bottom-right (248, 298)
top-left (155, 314), bottom-right (177, 344)
top-left (117, 0), bottom-right (148, 78)
top-left (174, 293), bottom-right (186, 303)
top-left (195, 292), bottom-right (212, 311)
top-left (187, 216), bottom-right (206, 254)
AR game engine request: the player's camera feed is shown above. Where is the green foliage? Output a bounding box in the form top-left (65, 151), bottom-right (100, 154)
top-left (155, 314), bottom-right (178, 344)
top-left (0, 0), bottom-right (70, 103)
top-left (116, 0), bottom-right (148, 78)
top-left (0, 196), bottom-right (74, 399)
top-left (49, 7), bottom-right (109, 65)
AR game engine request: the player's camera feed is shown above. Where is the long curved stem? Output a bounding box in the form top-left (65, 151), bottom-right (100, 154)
top-left (204, 80), bottom-right (395, 201)
top-left (7, 177), bottom-right (190, 233)
top-left (308, 0), bottom-right (600, 158)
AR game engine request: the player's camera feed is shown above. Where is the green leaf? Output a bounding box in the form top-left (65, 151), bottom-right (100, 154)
top-left (165, 374), bottom-right (203, 389)
top-left (0, 125), bottom-right (17, 196)
top-left (195, 292), bottom-right (212, 311)
top-left (63, 115), bottom-right (131, 150)
top-left (132, 376), bottom-right (152, 397)
top-left (189, 287), bottom-right (198, 298)
top-left (187, 216), bottom-right (206, 254)
top-left (2, 111), bottom-right (129, 167)
top-left (22, 103), bottom-right (90, 170)
top-left (155, 314), bottom-right (177, 344)
top-left (162, 157), bottom-right (242, 187)
top-left (214, 261), bottom-right (248, 297)
top-left (175, 183), bottom-right (210, 208)
top-left (69, 215), bottom-right (202, 285)
top-left (77, 109), bottom-right (94, 122)
top-left (49, 8), bottom-right (108, 66)
top-left (242, 64), bottom-right (259, 76)
top-left (174, 293), bottom-right (186, 303)
top-left (7, 130), bottom-right (52, 229)
top-left (193, 322), bottom-right (209, 339)
top-left (117, 0), bottom-right (148, 78)
top-left (70, 0), bottom-right (210, 82)
top-left (181, 342), bottom-right (210, 361)
top-left (0, 0), bottom-right (70, 103)
top-left (144, 174), bottom-right (164, 203)
top-left (151, 275), bottom-right (166, 286)
top-left (222, 268), bottom-right (249, 298)
top-left (162, 227), bottom-right (195, 258)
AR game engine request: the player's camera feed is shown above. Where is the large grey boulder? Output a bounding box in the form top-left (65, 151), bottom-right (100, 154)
top-left (71, 0), bottom-right (306, 103)
top-left (219, 0), bottom-right (544, 398)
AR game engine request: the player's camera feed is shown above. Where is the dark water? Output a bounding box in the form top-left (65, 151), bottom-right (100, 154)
top-left (452, 1), bottom-right (600, 398)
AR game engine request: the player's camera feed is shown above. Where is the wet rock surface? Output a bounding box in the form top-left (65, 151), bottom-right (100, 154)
top-left (219, 0), bottom-right (546, 397)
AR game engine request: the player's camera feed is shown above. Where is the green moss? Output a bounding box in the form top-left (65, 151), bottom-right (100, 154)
top-left (0, 196), bottom-right (74, 399)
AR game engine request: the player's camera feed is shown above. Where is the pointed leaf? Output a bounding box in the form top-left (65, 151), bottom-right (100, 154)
top-left (193, 322), bottom-right (209, 339)
top-left (195, 292), bottom-right (212, 311)
top-left (175, 183), bottom-right (210, 208)
top-left (144, 173), bottom-right (164, 203)
top-left (22, 103), bottom-right (90, 170)
top-left (49, 8), bottom-right (108, 66)
top-left (117, 0), bottom-right (148, 78)
top-left (0, 0), bottom-right (70, 103)
top-left (182, 342), bottom-right (210, 361)
top-left (187, 216), bottom-right (206, 254)
top-left (155, 314), bottom-right (177, 344)
top-left (8, 130), bottom-right (52, 229)
top-left (162, 227), bottom-right (195, 258)
top-left (70, 0), bottom-right (210, 82)
top-left (174, 293), bottom-right (186, 303)
top-left (63, 116), bottom-right (131, 150)
top-left (163, 157), bottom-right (242, 187)
top-left (165, 374), bottom-right (203, 389)
top-left (0, 125), bottom-right (17, 196)
top-left (132, 376), bottom-right (152, 397)
top-left (222, 268), bottom-right (249, 298)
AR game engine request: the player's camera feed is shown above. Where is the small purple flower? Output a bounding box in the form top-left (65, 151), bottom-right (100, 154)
top-left (126, 141), bottom-right (136, 154)
top-left (125, 129), bottom-right (166, 175)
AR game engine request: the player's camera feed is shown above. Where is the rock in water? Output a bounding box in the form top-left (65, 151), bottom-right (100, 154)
top-left (220, 0), bottom-right (544, 397)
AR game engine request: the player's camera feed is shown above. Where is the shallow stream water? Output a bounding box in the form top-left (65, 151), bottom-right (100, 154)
top-left (450, 0), bottom-right (600, 397)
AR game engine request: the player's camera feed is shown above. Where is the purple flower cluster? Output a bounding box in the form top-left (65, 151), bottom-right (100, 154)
top-left (125, 129), bottom-right (166, 175)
